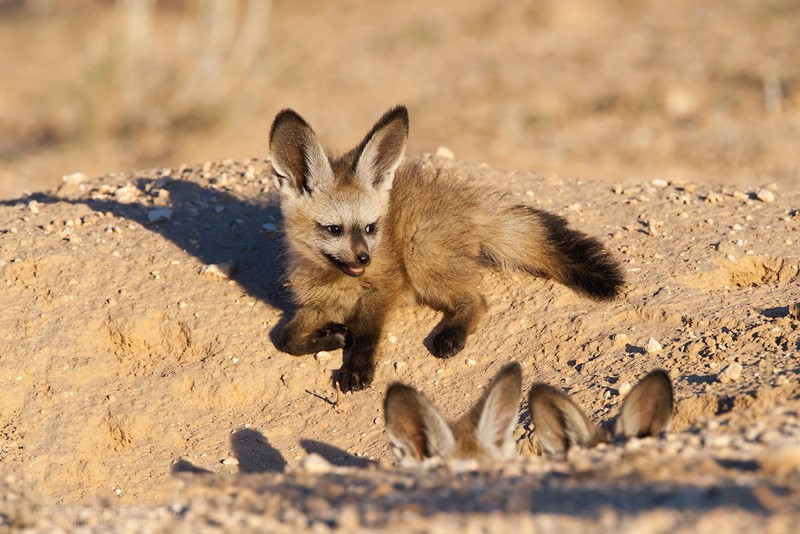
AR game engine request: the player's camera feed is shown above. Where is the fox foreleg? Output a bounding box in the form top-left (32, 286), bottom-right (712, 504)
top-left (278, 308), bottom-right (350, 356)
top-left (336, 293), bottom-right (388, 393)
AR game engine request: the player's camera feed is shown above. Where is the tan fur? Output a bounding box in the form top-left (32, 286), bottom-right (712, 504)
top-left (384, 362), bottom-right (522, 467)
top-left (528, 369), bottom-right (674, 456)
top-left (269, 105), bottom-right (624, 391)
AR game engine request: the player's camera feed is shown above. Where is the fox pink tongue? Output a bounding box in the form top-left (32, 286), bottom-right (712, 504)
top-left (345, 264), bottom-right (365, 276)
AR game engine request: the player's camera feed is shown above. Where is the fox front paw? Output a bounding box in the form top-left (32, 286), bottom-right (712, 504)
top-left (277, 322), bottom-right (349, 355)
top-left (312, 323), bottom-right (350, 351)
top-left (336, 361), bottom-right (375, 392)
top-left (432, 326), bottom-right (467, 358)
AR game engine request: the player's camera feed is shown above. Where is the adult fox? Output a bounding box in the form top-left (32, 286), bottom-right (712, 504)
top-left (269, 106), bottom-right (623, 392)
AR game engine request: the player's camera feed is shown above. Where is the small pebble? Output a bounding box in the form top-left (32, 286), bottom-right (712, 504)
top-left (262, 222), bottom-right (279, 233)
top-left (315, 351), bottom-right (333, 362)
top-left (756, 189), bottom-right (776, 203)
top-left (62, 172), bottom-right (87, 185)
top-left (147, 208), bottom-right (173, 223)
top-left (435, 146), bottom-right (455, 159)
top-left (651, 178), bottom-right (668, 188)
top-left (619, 381), bottom-right (632, 396)
top-left (221, 457), bottom-right (239, 466)
top-left (301, 453), bottom-right (332, 474)
top-left (718, 362), bottom-right (743, 383)
top-left (645, 338), bottom-right (663, 354)
top-left (201, 260), bottom-right (236, 279)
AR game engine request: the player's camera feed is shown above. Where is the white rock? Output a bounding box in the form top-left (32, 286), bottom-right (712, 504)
top-left (314, 351), bottom-right (333, 362)
top-left (435, 146), bottom-right (455, 159)
top-left (301, 453), bottom-right (332, 474)
top-left (262, 222), bottom-right (279, 233)
top-left (221, 457), bottom-right (239, 466)
top-left (645, 337), bottom-right (663, 354)
top-left (62, 172), bottom-right (87, 185)
top-left (116, 184), bottom-right (140, 203)
top-left (718, 362), bottom-right (743, 383)
top-left (651, 178), bottom-right (668, 188)
top-left (465, 358), bottom-right (477, 366)
top-left (28, 201), bottom-right (40, 214)
top-left (201, 260), bottom-right (236, 279)
top-left (147, 208), bottom-right (173, 222)
top-left (612, 333), bottom-right (628, 343)
top-left (394, 361), bottom-right (407, 372)
top-left (756, 189), bottom-right (776, 203)
top-left (619, 381), bottom-right (632, 396)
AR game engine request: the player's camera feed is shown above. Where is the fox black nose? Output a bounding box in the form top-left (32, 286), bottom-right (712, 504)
top-left (355, 252), bottom-right (371, 265)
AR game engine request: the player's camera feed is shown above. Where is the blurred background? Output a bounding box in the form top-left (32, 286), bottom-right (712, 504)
top-left (1, 0), bottom-right (798, 199)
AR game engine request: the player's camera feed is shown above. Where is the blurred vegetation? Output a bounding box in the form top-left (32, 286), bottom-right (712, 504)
top-left (0, 0), bottom-right (271, 168)
top-left (1, 0), bottom-right (799, 198)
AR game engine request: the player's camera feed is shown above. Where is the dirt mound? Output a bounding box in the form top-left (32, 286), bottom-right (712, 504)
top-left (0, 158), bottom-right (798, 530)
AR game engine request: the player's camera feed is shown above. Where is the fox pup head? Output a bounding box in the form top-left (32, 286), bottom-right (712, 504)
top-left (528, 369), bottom-right (673, 456)
top-left (269, 106), bottom-right (409, 277)
top-left (384, 362), bottom-right (522, 467)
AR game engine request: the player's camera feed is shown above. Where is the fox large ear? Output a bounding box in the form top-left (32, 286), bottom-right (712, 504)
top-left (384, 383), bottom-right (454, 466)
top-left (528, 383), bottom-right (603, 455)
top-left (466, 362), bottom-right (522, 459)
top-left (268, 109), bottom-right (334, 195)
top-left (353, 106), bottom-right (409, 192)
top-left (616, 369), bottom-right (674, 438)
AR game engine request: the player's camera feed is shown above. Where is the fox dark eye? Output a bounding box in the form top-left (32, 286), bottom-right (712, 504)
top-left (365, 223), bottom-right (377, 234)
top-left (325, 225), bottom-right (342, 235)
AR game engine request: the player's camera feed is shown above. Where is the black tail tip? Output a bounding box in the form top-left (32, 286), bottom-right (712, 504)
top-left (562, 241), bottom-right (625, 301)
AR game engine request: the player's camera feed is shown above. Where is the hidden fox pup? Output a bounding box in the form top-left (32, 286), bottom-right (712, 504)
top-left (384, 365), bottom-right (673, 466)
top-left (384, 362), bottom-right (522, 467)
top-left (268, 105), bottom-right (624, 392)
top-left (529, 369), bottom-right (674, 456)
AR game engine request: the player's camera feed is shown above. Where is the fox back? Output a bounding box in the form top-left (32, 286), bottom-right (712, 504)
top-left (384, 362), bottom-right (522, 467)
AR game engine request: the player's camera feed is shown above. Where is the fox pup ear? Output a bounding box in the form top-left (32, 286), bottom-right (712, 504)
top-left (616, 369), bottom-right (674, 439)
top-left (466, 362), bottom-right (522, 459)
top-left (353, 106), bottom-right (409, 192)
top-left (528, 383), bottom-right (604, 455)
top-left (268, 109), bottom-right (334, 195)
top-left (384, 383), bottom-right (454, 466)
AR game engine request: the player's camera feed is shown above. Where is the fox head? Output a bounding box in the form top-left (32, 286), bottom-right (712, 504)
top-left (268, 106), bottom-right (409, 277)
top-left (383, 362), bottom-right (522, 467)
top-left (528, 369), bottom-right (674, 456)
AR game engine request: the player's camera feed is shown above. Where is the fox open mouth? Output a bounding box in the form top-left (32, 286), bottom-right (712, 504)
top-left (324, 254), bottom-right (366, 277)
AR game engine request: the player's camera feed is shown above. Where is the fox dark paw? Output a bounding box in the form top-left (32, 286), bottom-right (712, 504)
top-left (311, 323), bottom-right (350, 352)
top-left (336, 362), bottom-right (375, 392)
top-left (432, 326), bottom-right (467, 358)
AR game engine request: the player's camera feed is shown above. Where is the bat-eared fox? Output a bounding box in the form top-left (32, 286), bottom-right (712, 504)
top-left (384, 364), bottom-right (672, 466)
top-left (269, 105), bottom-right (624, 392)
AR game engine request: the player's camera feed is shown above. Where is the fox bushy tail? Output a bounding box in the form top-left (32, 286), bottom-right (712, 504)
top-left (479, 205), bottom-right (624, 301)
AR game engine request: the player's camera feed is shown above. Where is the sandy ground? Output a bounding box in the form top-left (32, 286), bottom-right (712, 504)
top-left (0, 154), bottom-right (798, 531)
top-left (1, 2), bottom-right (799, 529)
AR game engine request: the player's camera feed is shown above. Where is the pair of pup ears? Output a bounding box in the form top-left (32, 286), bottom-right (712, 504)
top-left (529, 369), bottom-right (673, 455)
top-left (268, 106), bottom-right (410, 194)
